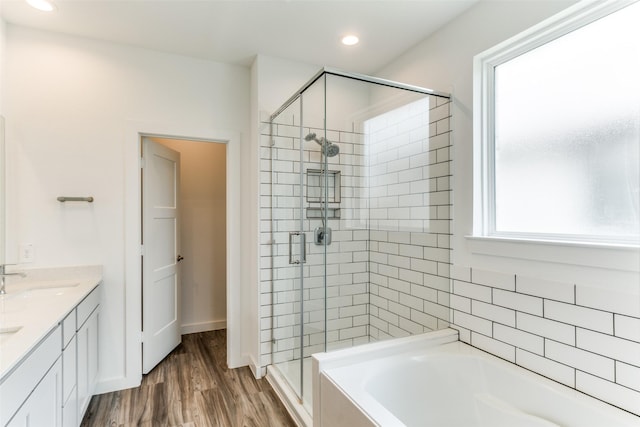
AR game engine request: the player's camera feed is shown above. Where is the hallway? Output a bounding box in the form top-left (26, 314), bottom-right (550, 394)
top-left (81, 330), bottom-right (295, 427)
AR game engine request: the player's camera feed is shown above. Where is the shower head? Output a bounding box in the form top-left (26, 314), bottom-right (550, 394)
top-left (304, 132), bottom-right (340, 157)
top-left (324, 143), bottom-right (340, 157)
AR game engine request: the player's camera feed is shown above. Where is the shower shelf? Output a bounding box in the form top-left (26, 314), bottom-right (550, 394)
top-left (306, 207), bottom-right (340, 219)
top-left (306, 169), bottom-right (341, 204)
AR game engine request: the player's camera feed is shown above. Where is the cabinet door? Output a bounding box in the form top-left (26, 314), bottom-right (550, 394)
top-left (6, 358), bottom-right (63, 427)
top-left (62, 335), bottom-right (78, 427)
top-left (77, 308), bottom-right (99, 422)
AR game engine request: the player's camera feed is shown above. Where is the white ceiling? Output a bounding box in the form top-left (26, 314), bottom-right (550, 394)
top-left (0, 0), bottom-right (478, 74)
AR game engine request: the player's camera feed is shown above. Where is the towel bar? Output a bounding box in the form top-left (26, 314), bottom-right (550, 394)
top-left (57, 196), bottom-right (94, 203)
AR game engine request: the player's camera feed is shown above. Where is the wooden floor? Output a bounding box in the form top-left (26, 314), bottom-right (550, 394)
top-left (81, 330), bottom-right (296, 427)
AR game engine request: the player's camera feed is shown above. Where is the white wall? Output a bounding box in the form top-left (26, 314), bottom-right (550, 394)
top-left (4, 25), bottom-right (250, 392)
top-left (378, 0), bottom-right (640, 415)
top-left (254, 55), bottom-right (319, 115)
top-left (153, 137), bottom-right (227, 334)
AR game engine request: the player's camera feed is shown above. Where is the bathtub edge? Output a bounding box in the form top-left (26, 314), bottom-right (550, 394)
top-left (312, 328), bottom-right (459, 427)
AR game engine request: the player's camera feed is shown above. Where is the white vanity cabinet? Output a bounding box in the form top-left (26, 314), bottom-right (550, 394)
top-left (6, 358), bottom-right (63, 427)
top-left (0, 282), bottom-right (100, 427)
top-left (76, 286), bottom-right (100, 422)
top-left (0, 327), bottom-right (63, 427)
top-left (62, 312), bottom-right (78, 427)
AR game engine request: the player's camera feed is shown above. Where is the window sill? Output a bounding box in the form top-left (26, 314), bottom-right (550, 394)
top-left (465, 235), bottom-right (639, 272)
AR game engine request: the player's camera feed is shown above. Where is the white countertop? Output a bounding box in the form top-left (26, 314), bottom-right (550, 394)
top-left (0, 265), bottom-right (102, 382)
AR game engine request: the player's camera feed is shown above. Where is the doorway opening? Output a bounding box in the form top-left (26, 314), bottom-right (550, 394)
top-left (152, 137), bottom-right (228, 333)
top-left (141, 136), bottom-right (228, 373)
top-left (123, 121), bottom-right (241, 391)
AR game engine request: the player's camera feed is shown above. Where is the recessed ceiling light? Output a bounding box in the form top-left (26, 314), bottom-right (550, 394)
top-left (26, 0), bottom-right (56, 12)
top-left (341, 35), bottom-right (359, 46)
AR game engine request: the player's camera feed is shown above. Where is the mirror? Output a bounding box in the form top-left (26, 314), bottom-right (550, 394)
top-left (0, 116), bottom-right (5, 264)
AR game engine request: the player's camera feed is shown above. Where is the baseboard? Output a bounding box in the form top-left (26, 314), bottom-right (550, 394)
top-left (248, 353), bottom-right (266, 379)
top-left (180, 319), bottom-right (226, 335)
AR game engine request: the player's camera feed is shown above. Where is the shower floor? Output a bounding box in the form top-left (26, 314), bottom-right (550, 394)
top-left (274, 357), bottom-right (313, 415)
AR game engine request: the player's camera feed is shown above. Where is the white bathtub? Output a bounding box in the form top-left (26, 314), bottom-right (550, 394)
top-left (312, 329), bottom-right (640, 427)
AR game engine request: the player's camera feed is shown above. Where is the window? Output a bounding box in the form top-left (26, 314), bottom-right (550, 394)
top-left (475, 1), bottom-right (640, 246)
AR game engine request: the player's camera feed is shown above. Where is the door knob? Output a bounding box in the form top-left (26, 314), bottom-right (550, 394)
top-left (177, 255), bottom-right (184, 262)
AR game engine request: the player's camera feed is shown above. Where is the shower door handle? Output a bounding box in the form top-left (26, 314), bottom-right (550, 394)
top-left (288, 232), bottom-right (306, 264)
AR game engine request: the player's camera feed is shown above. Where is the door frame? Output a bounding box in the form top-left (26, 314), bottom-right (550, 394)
top-left (123, 120), bottom-right (242, 384)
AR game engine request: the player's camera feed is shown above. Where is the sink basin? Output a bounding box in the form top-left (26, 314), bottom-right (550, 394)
top-left (24, 286), bottom-right (78, 298)
top-left (25, 280), bottom-right (80, 291)
top-left (0, 325), bottom-right (23, 345)
top-left (2, 281), bottom-right (80, 300)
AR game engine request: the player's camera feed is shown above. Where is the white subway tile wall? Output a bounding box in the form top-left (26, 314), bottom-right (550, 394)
top-left (452, 265), bottom-right (640, 416)
top-left (259, 96), bottom-right (452, 367)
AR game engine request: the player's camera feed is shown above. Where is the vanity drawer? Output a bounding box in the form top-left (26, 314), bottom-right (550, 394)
top-left (76, 284), bottom-right (100, 330)
top-left (0, 325), bottom-right (62, 425)
top-left (62, 310), bottom-right (76, 348)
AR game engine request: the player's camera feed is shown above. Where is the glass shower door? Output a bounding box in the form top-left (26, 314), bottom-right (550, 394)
top-left (269, 76), bottom-right (329, 412)
top-left (270, 96), bottom-right (305, 401)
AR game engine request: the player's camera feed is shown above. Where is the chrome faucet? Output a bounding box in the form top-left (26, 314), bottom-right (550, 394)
top-left (0, 264), bottom-right (27, 295)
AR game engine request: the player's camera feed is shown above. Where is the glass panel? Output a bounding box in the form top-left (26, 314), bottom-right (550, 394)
top-left (494, 2), bottom-right (640, 242)
top-left (270, 96), bottom-right (303, 400)
top-left (322, 74), bottom-right (373, 353)
top-left (324, 73), bottom-right (450, 349)
top-left (300, 75), bottom-right (327, 412)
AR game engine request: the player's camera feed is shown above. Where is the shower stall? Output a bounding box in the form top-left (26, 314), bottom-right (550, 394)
top-left (261, 68), bottom-right (453, 418)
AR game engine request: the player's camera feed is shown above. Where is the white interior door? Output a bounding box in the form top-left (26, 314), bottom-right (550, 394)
top-left (142, 137), bottom-right (182, 374)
